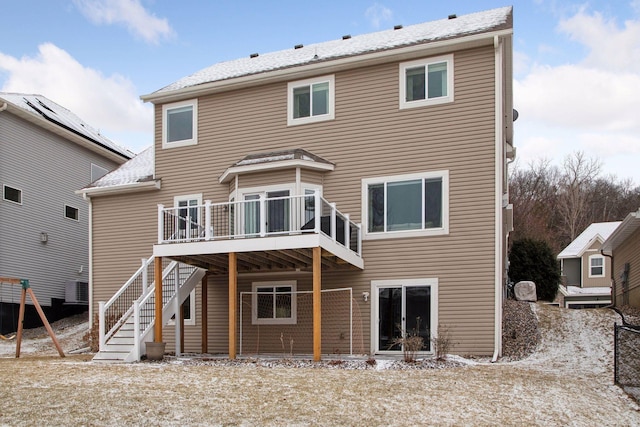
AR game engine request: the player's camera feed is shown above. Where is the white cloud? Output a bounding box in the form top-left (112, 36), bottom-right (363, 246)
top-left (558, 9), bottom-right (640, 72)
top-left (365, 3), bottom-right (393, 29)
top-left (73, 0), bottom-right (174, 44)
top-left (513, 8), bottom-right (640, 184)
top-left (515, 64), bottom-right (640, 133)
top-left (0, 43), bottom-right (152, 152)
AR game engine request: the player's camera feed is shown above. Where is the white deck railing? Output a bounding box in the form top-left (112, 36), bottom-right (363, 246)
top-left (158, 193), bottom-right (362, 256)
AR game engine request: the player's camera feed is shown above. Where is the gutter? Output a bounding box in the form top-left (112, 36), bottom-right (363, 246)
top-left (0, 102), bottom-right (7, 113)
top-left (76, 179), bottom-right (161, 198)
top-left (601, 249), bottom-right (616, 307)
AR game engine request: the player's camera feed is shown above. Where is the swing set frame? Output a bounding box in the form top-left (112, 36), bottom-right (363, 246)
top-left (0, 277), bottom-right (65, 358)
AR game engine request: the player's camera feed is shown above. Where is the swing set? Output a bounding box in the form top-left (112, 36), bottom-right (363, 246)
top-left (0, 277), bottom-right (65, 357)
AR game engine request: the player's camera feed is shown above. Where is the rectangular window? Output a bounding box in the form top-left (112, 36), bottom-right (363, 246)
top-left (288, 75), bottom-right (335, 126)
top-left (589, 255), bottom-right (604, 278)
top-left (162, 99), bottom-right (198, 148)
top-left (362, 171), bottom-right (448, 239)
top-left (65, 205), bottom-right (79, 221)
top-left (3, 185), bottom-right (22, 204)
top-left (252, 281), bottom-right (297, 325)
top-left (400, 55), bottom-right (453, 109)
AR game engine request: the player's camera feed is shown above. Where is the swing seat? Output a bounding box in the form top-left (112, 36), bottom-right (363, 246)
top-left (0, 333), bottom-right (16, 341)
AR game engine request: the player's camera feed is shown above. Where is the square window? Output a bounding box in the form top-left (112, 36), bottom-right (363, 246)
top-left (363, 172), bottom-right (448, 239)
top-left (65, 205), bottom-right (79, 221)
top-left (400, 55), bottom-right (453, 109)
top-left (252, 281), bottom-right (297, 325)
top-left (288, 75), bottom-right (335, 126)
top-left (3, 185), bottom-right (22, 204)
top-left (162, 99), bottom-right (198, 148)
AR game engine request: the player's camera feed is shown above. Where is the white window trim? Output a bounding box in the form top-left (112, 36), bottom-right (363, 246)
top-left (162, 99), bottom-right (198, 149)
top-left (588, 254), bottom-right (605, 278)
top-left (168, 289), bottom-right (196, 326)
top-left (399, 54), bottom-right (454, 110)
top-left (361, 170), bottom-right (449, 240)
top-left (64, 204), bottom-right (79, 221)
top-left (565, 299), bottom-right (611, 309)
top-left (370, 278), bottom-right (438, 355)
top-left (252, 281), bottom-right (297, 325)
top-left (287, 75), bottom-right (335, 126)
top-left (3, 184), bottom-right (22, 205)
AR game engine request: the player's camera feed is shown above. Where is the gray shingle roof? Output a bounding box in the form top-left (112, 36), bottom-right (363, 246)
top-left (0, 93), bottom-right (134, 160)
top-left (151, 6), bottom-right (512, 95)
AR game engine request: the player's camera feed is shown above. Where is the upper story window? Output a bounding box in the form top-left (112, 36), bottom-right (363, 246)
top-left (65, 205), bottom-right (79, 221)
top-left (399, 55), bottom-right (454, 109)
top-left (3, 185), bottom-right (22, 204)
top-left (589, 255), bottom-right (605, 278)
top-left (362, 171), bottom-right (449, 240)
top-left (162, 99), bottom-right (198, 148)
top-left (287, 75), bottom-right (335, 126)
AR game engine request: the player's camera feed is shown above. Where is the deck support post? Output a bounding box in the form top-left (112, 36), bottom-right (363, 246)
top-left (313, 246), bottom-right (321, 361)
top-left (202, 272), bottom-right (208, 354)
top-left (229, 253), bottom-right (237, 359)
top-left (154, 256), bottom-right (163, 343)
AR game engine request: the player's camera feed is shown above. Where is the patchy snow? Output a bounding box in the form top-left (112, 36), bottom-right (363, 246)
top-left (565, 285), bottom-right (611, 296)
top-left (152, 7), bottom-right (511, 95)
top-left (84, 145), bottom-right (154, 188)
top-left (0, 303), bottom-right (639, 425)
top-left (557, 221), bottom-right (621, 258)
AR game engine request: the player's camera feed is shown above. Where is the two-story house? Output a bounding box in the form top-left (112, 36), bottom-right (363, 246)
top-left (0, 93), bottom-right (133, 334)
top-left (82, 6), bottom-right (514, 362)
top-left (557, 221), bottom-right (621, 308)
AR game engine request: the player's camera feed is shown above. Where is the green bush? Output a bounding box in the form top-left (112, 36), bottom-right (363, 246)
top-left (509, 238), bottom-right (560, 301)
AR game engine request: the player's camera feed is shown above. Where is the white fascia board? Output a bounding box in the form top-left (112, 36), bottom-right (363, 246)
top-left (601, 209), bottom-right (640, 254)
top-left (142, 29), bottom-right (512, 105)
top-left (219, 159), bottom-right (334, 183)
top-left (77, 180), bottom-right (161, 198)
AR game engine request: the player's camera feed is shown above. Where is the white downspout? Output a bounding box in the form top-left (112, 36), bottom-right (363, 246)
top-left (0, 102), bottom-right (7, 113)
top-left (492, 35), bottom-right (504, 363)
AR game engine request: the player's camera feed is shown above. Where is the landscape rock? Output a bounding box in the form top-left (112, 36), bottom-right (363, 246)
top-left (514, 281), bottom-right (537, 301)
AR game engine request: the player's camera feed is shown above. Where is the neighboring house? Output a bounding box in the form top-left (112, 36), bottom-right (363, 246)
top-left (602, 208), bottom-right (640, 308)
top-left (80, 7), bottom-right (515, 362)
top-left (556, 222), bottom-right (621, 308)
top-left (0, 93), bottom-right (133, 333)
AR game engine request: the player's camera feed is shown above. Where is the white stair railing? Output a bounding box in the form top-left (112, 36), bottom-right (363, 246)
top-left (98, 258), bottom-right (198, 353)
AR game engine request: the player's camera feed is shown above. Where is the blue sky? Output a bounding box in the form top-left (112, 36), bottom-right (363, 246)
top-left (1, 1), bottom-right (639, 183)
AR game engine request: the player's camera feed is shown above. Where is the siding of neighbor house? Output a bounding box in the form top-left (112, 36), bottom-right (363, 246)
top-left (562, 258), bottom-right (581, 287)
top-left (0, 111), bottom-right (120, 307)
top-left (613, 226), bottom-right (640, 308)
top-left (581, 240), bottom-right (612, 288)
top-left (91, 44), bottom-right (503, 356)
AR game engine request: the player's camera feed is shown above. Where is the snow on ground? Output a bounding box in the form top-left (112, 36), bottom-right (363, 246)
top-left (0, 304), bottom-right (638, 426)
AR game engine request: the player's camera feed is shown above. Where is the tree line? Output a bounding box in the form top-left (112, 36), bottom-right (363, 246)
top-left (509, 151), bottom-right (640, 255)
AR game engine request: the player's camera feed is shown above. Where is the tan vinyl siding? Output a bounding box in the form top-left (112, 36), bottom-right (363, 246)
top-left (581, 241), bottom-right (610, 288)
top-left (94, 44), bottom-right (502, 356)
top-left (237, 170), bottom-right (297, 189)
top-left (613, 227), bottom-right (640, 308)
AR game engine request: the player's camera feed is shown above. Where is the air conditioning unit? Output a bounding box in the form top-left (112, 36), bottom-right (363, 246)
top-left (65, 281), bottom-right (89, 305)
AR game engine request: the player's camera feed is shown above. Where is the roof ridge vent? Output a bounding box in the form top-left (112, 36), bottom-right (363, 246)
top-left (393, 24), bottom-right (403, 30)
top-left (342, 34), bottom-right (351, 40)
top-left (448, 14), bottom-right (457, 19)
top-left (294, 44), bottom-right (303, 49)
top-left (249, 53), bottom-right (259, 58)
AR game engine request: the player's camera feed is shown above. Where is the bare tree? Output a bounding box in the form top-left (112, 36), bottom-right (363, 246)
top-left (556, 152), bottom-right (601, 242)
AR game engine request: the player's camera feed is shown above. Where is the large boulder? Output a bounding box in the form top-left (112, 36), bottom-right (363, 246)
top-left (514, 281), bottom-right (537, 302)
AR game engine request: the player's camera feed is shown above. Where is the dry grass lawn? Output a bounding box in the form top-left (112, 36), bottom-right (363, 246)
top-left (0, 304), bottom-right (638, 426)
